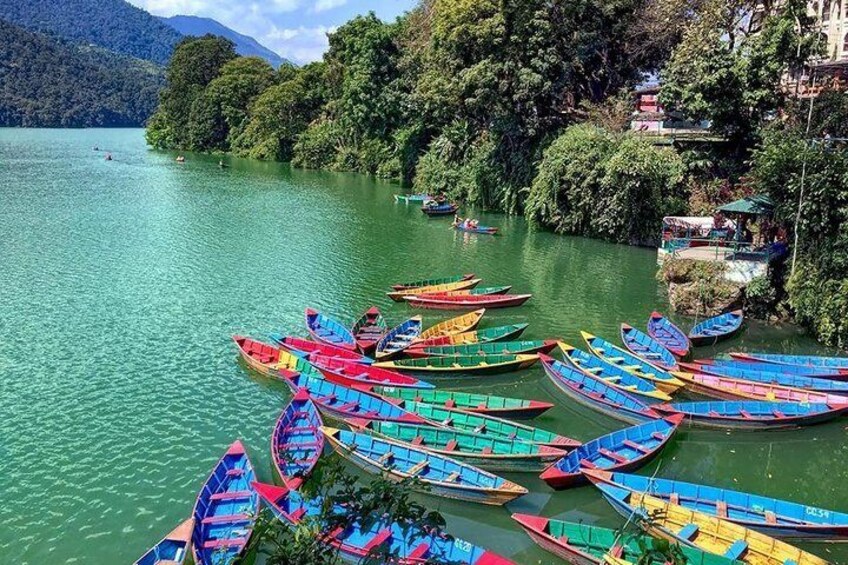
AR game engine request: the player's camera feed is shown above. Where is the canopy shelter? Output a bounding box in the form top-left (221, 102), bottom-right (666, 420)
top-left (717, 195), bottom-right (774, 216)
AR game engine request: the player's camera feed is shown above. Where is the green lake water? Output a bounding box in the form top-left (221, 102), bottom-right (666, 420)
top-left (1, 128), bottom-right (846, 564)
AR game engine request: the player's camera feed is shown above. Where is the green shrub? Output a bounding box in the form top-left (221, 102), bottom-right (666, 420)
top-left (292, 120), bottom-right (341, 169)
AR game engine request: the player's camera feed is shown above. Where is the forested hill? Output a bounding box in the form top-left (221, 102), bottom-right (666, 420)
top-left (0, 0), bottom-right (181, 65)
top-left (160, 16), bottom-right (291, 68)
top-left (0, 19), bottom-right (164, 127)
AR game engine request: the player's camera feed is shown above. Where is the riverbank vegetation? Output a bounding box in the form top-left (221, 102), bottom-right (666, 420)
top-left (146, 0), bottom-right (848, 347)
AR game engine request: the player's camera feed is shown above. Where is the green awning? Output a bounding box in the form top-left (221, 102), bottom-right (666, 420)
top-left (717, 195), bottom-right (774, 216)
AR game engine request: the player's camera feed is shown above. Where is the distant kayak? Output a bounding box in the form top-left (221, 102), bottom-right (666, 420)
top-left (454, 223), bottom-right (498, 235)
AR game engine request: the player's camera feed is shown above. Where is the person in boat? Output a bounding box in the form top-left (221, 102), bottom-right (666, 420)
top-left (453, 214), bottom-right (463, 227)
top-left (435, 193), bottom-right (447, 204)
top-left (105, 153), bottom-right (112, 161)
top-left (176, 155), bottom-right (185, 163)
top-left (218, 160), bottom-right (228, 168)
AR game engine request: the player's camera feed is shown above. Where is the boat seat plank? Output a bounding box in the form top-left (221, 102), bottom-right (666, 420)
top-left (408, 460), bottom-right (429, 476)
top-left (443, 440), bottom-right (458, 452)
top-left (650, 432), bottom-right (666, 441)
top-left (377, 451), bottom-right (395, 464)
top-left (678, 523), bottom-right (699, 541)
top-left (598, 448), bottom-right (628, 464)
top-left (408, 543), bottom-right (430, 559)
top-left (202, 536), bottom-right (247, 549)
top-left (363, 528), bottom-right (393, 551)
top-left (579, 458), bottom-right (599, 469)
top-left (622, 440), bottom-right (650, 454)
top-left (724, 540), bottom-right (748, 560)
top-left (411, 436), bottom-right (424, 446)
top-left (202, 513), bottom-right (251, 525)
top-left (445, 471), bottom-right (460, 482)
top-left (209, 490), bottom-right (252, 501)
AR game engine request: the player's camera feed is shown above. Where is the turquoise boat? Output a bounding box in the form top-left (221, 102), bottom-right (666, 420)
top-left (688, 310), bottom-right (744, 346)
top-left (322, 426), bottom-right (527, 505)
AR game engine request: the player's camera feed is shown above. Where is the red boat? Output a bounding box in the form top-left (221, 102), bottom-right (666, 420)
top-left (403, 293), bottom-right (532, 310)
top-left (350, 307), bottom-right (387, 354)
top-left (270, 335), bottom-right (373, 364)
top-left (308, 354), bottom-right (433, 389)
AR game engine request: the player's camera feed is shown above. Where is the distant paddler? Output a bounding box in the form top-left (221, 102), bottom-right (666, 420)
top-left (176, 155), bottom-right (185, 163)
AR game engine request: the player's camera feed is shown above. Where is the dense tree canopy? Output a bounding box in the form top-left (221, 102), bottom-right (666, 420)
top-left (0, 0), bottom-right (181, 65)
top-left (0, 19), bottom-right (163, 127)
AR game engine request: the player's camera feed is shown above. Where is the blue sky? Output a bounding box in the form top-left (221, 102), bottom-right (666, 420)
top-left (129, 0), bottom-right (417, 64)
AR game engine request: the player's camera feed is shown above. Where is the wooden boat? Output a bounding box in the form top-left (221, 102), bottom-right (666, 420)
top-left (271, 389), bottom-right (324, 489)
top-left (454, 223), bottom-right (499, 235)
top-left (672, 370), bottom-right (848, 404)
top-left (620, 323), bottom-right (678, 370)
top-left (304, 308), bottom-right (357, 351)
top-left (688, 310), bottom-right (744, 347)
top-left (369, 387), bottom-right (553, 419)
top-left (404, 293), bottom-right (532, 310)
top-left (407, 323), bottom-right (529, 350)
top-left (252, 481), bottom-right (517, 564)
top-left (135, 518), bottom-right (194, 565)
top-left (558, 343), bottom-right (672, 403)
top-left (322, 426), bottom-right (527, 505)
top-left (391, 273), bottom-right (475, 290)
top-left (394, 193), bottom-right (433, 203)
top-left (404, 400), bottom-right (580, 448)
top-left (309, 354), bottom-right (434, 389)
top-left (706, 358), bottom-right (848, 379)
top-left (375, 316), bottom-right (422, 359)
top-left (269, 334), bottom-right (373, 364)
top-left (282, 372), bottom-right (430, 424)
top-left (539, 355), bottom-right (660, 424)
top-left (348, 418), bottom-right (569, 472)
top-left (654, 400), bottom-right (848, 430)
top-left (421, 202), bottom-right (459, 216)
top-left (417, 308), bottom-right (486, 342)
top-left (387, 279), bottom-right (481, 302)
top-left (191, 440), bottom-right (259, 565)
top-left (679, 361), bottom-right (848, 393)
top-left (233, 336), bottom-right (325, 380)
top-left (430, 285), bottom-right (513, 297)
top-left (375, 353), bottom-right (539, 375)
top-left (587, 470), bottom-right (848, 541)
top-left (539, 415), bottom-right (682, 489)
top-left (647, 311), bottom-right (691, 358)
top-left (350, 306), bottom-right (386, 354)
top-left (729, 352), bottom-right (848, 371)
top-left (582, 331), bottom-right (684, 393)
top-left (511, 514), bottom-right (741, 565)
top-left (411, 339), bottom-right (557, 358)
top-left (589, 479), bottom-right (831, 565)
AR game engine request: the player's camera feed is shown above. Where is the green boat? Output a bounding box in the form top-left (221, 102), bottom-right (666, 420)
top-left (406, 401), bottom-right (579, 449)
top-left (412, 339), bottom-right (557, 358)
top-left (348, 419), bottom-right (567, 471)
top-left (512, 515), bottom-right (743, 565)
top-left (406, 323), bottom-right (529, 350)
top-left (374, 353), bottom-right (539, 375)
top-left (371, 387), bottom-right (554, 419)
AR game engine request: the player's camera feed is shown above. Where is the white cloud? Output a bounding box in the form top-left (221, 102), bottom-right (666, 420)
top-left (313, 0), bottom-right (348, 13)
top-left (264, 25), bottom-right (336, 63)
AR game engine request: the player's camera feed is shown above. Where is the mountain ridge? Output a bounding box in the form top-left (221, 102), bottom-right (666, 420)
top-left (160, 15), bottom-right (292, 68)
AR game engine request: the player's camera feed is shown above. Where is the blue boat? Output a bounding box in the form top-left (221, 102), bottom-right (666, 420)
top-left (539, 354), bottom-right (660, 424)
top-left (282, 371), bottom-right (429, 424)
top-left (647, 311), bottom-right (691, 357)
top-left (581, 331), bottom-right (684, 393)
top-left (322, 426), bottom-right (527, 505)
top-left (538, 415), bottom-right (683, 489)
top-left (688, 310), bottom-right (744, 346)
top-left (620, 323), bottom-right (678, 370)
top-left (558, 343), bottom-right (671, 403)
top-left (680, 361), bottom-right (848, 393)
top-left (586, 470), bottom-right (848, 540)
top-left (375, 316), bottom-right (422, 360)
top-left (654, 400), bottom-right (848, 430)
top-left (135, 518), bottom-right (193, 565)
top-left (191, 441), bottom-right (259, 565)
top-left (708, 358), bottom-right (848, 379)
top-left (421, 202), bottom-right (459, 216)
top-left (272, 389), bottom-right (324, 489)
top-left (731, 352), bottom-right (848, 371)
top-left (304, 308), bottom-right (357, 351)
top-left (252, 481), bottom-right (516, 564)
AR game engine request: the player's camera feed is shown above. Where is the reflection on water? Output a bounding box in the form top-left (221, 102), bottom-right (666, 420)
top-left (0, 129), bottom-right (845, 563)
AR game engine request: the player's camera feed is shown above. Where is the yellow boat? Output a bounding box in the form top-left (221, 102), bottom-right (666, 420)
top-left (416, 309), bottom-right (486, 342)
top-left (386, 278), bottom-right (481, 302)
top-left (595, 482), bottom-right (831, 565)
top-left (581, 331), bottom-right (684, 394)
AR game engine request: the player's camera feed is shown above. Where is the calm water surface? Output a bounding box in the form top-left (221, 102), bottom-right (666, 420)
top-left (1, 129), bottom-right (846, 564)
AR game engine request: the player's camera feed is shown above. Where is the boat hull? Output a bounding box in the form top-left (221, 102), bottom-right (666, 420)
top-left (688, 310), bottom-right (744, 347)
top-left (655, 402), bottom-right (848, 430)
top-left (647, 311), bottom-right (691, 358)
top-left (404, 294), bottom-right (532, 309)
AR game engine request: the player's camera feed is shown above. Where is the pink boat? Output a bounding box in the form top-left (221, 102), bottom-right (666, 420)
top-left (674, 371), bottom-right (848, 406)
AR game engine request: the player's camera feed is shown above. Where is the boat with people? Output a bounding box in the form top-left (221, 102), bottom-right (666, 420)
top-left (452, 215), bottom-right (499, 235)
